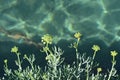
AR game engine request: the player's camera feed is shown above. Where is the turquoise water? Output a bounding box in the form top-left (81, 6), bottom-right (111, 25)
top-left (0, 0), bottom-right (120, 78)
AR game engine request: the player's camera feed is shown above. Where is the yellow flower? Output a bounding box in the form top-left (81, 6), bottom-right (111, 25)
top-left (97, 67), bottom-right (102, 73)
top-left (41, 34), bottom-right (53, 44)
top-left (92, 45), bottom-right (100, 52)
top-left (11, 46), bottom-right (18, 53)
top-left (42, 73), bottom-right (48, 80)
top-left (4, 59), bottom-right (8, 63)
top-left (111, 50), bottom-right (118, 57)
top-left (23, 54), bottom-right (27, 59)
top-left (45, 53), bottom-right (54, 61)
top-left (74, 32), bottom-right (82, 39)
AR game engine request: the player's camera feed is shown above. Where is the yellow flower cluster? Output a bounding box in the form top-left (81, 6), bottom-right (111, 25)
top-left (45, 53), bottom-right (54, 61)
top-left (4, 59), bottom-right (8, 63)
top-left (41, 34), bottom-right (53, 45)
top-left (74, 32), bottom-right (82, 39)
top-left (11, 46), bottom-right (18, 53)
top-left (110, 50), bottom-right (118, 64)
top-left (92, 45), bottom-right (100, 52)
top-left (110, 50), bottom-right (118, 57)
top-left (97, 67), bottom-right (102, 73)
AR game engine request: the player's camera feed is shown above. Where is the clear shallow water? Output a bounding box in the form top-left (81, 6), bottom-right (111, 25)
top-left (0, 0), bottom-right (120, 77)
top-left (0, 0), bottom-right (120, 45)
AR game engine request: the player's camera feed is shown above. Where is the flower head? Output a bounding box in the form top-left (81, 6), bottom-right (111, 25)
top-left (23, 54), bottom-right (27, 59)
top-left (11, 46), bottom-right (18, 53)
top-left (4, 59), bottom-right (8, 63)
top-left (41, 34), bottom-right (53, 44)
top-left (111, 50), bottom-right (118, 57)
top-left (92, 45), bottom-right (100, 52)
top-left (74, 32), bottom-right (82, 39)
top-left (97, 67), bottom-right (102, 73)
top-left (45, 53), bottom-right (54, 61)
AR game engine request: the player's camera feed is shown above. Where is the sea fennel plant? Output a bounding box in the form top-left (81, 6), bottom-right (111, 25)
top-left (2, 32), bottom-right (119, 80)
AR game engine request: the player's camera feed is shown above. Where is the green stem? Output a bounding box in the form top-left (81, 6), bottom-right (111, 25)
top-left (17, 53), bottom-right (22, 71)
top-left (75, 39), bottom-right (80, 80)
top-left (76, 39), bottom-right (80, 65)
top-left (107, 61), bottom-right (116, 80)
top-left (91, 51), bottom-right (97, 66)
top-left (86, 63), bottom-right (89, 80)
top-left (93, 51), bottom-right (96, 60)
